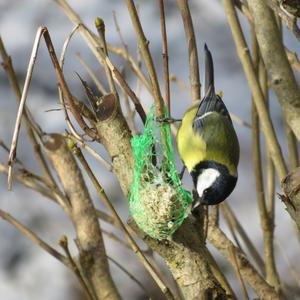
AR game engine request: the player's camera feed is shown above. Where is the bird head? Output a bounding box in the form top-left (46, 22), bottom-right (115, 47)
top-left (191, 161), bottom-right (237, 210)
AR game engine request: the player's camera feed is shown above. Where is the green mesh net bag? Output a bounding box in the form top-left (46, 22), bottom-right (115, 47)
top-left (129, 106), bottom-right (192, 240)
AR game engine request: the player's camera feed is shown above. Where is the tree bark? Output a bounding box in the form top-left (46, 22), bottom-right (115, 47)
top-left (45, 134), bottom-right (121, 300)
top-left (130, 217), bottom-right (228, 299)
top-left (281, 167), bottom-right (300, 236)
top-left (248, 0), bottom-right (300, 140)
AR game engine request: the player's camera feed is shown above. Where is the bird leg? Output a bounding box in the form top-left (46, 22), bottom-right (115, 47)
top-left (156, 117), bottom-right (182, 124)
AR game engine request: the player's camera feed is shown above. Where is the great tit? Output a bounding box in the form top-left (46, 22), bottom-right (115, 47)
top-left (176, 45), bottom-right (239, 210)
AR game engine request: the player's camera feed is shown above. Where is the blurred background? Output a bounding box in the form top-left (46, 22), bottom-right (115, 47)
top-left (0, 0), bottom-right (299, 299)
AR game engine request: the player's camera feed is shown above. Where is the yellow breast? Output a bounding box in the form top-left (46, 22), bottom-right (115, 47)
top-left (176, 102), bottom-right (239, 176)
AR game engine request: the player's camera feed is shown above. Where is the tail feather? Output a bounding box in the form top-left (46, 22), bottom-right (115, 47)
top-left (204, 43), bottom-right (215, 96)
top-left (193, 45), bottom-right (232, 131)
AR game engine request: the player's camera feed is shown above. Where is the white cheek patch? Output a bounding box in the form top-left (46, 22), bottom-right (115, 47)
top-left (196, 168), bottom-right (220, 197)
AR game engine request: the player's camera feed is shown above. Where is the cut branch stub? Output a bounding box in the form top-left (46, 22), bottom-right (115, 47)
top-left (96, 94), bottom-right (117, 121)
top-left (78, 77), bottom-right (133, 196)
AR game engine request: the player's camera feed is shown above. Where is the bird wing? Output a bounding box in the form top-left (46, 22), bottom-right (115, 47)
top-left (193, 91), bottom-right (232, 133)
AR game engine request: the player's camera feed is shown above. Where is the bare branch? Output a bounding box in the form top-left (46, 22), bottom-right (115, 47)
top-left (59, 236), bottom-right (96, 300)
top-left (264, 0), bottom-right (300, 42)
top-left (95, 18), bottom-right (117, 95)
top-left (76, 52), bottom-right (107, 95)
top-left (7, 27), bottom-right (46, 190)
top-left (221, 203), bottom-right (265, 275)
top-left (107, 255), bottom-right (150, 296)
top-left (129, 217), bottom-right (227, 299)
top-left (230, 245), bottom-right (250, 300)
top-left (248, 0), bottom-right (300, 141)
top-left (158, 0), bottom-right (171, 113)
top-left (0, 209), bottom-right (70, 268)
top-left (0, 36), bottom-right (55, 187)
top-left (44, 133), bottom-right (121, 300)
top-left (176, 0), bottom-right (201, 102)
top-left (281, 167), bottom-right (300, 235)
top-left (207, 223), bottom-right (280, 299)
top-left (223, 0), bottom-right (287, 180)
top-left (125, 0), bottom-right (164, 117)
top-left (55, 0), bottom-right (147, 124)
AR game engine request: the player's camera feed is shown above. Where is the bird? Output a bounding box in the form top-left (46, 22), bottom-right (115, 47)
top-left (176, 44), bottom-right (240, 211)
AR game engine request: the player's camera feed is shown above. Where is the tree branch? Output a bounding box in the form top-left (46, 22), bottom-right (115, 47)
top-left (44, 133), bottom-right (120, 300)
top-left (223, 0), bottom-right (287, 181)
top-left (176, 0), bottom-right (201, 102)
top-left (248, 0), bottom-right (300, 141)
top-left (129, 217), bottom-right (228, 299)
top-left (281, 167), bottom-right (300, 236)
top-left (207, 223), bottom-right (281, 299)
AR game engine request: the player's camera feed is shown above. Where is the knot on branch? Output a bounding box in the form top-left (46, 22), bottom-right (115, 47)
top-left (43, 133), bottom-right (64, 151)
top-left (281, 168), bottom-right (300, 232)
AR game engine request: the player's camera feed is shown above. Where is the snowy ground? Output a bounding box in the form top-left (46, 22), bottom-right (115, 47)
top-left (0, 0), bottom-right (300, 299)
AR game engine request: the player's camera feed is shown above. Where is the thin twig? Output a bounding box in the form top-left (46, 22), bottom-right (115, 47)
top-left (284, 121), bottom-right (299, 170)
top-left (59, 236), bottom-right (96, 300)
top-left (230, 113), bottom-right (252, 129)
top-left (207, 223), bottom-right (280, 299)
top-left (112, 11), bottom-right (138, 133)
top-left (76, 52), bottom-right (107, 95)
top-left (0, 209), bottom-right (70, 267)
top-left (0, 139), bottom-right (26, 168)
top-left (55, 0), bottom-right (147, 124)
top-left (96, 210), bottom-right (116, 227)
top-left (7, 27), bottom-right (46, 190)
top-left (125, 0), bottom-right (164, 117)
top-left (234, 0), bottom-right (253, 21)
top-left (0, 36), bottom-right (55, 187)
top-left (102, 229), bottom-right (131, 250)
top-left (221, 203), bottom-right (265, 274)
top-left (65, 133), bottom-right (112, 171)
top-left (0, 162), bottom-right (57, 202)
top-left (107, 255), bottom-right (149, 296)
top-left (176, 0), bottom-right (201, 102)
top-left (276, 239), bottom-right (300, 289)
top-left (43, 28), bottom-right (99, 141)
top-left (107, 43), bottom-right (152, 93)
top-left (95, 18), bottom-right (117, 95)
top-left (58, 25), bottom-right (85, 143)
top-left (222, 206), bottom-right (244, 251)
top-left (59, 25), bottom-right (79, 70)
top-left (230, 245), bottom-right (250, 300)
top-left (258, 56), bottom-right (281, 290)
top-left (250, 26), bottom-right (270, 281)
top-left (158, 0), bottom-right (170, 114)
